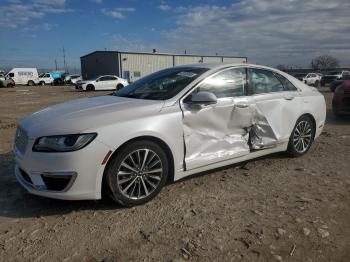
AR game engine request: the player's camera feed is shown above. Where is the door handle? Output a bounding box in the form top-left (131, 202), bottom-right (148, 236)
top-left (236, 103), bottom-right (249, 108)
top-left (284, 95), bottom-right (294, 101)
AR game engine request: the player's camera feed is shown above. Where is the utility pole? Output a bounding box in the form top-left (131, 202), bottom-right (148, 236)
top-left (62, 46), bottom-right (68, 73)
top-left (55, 59), bottom-right (58, 70)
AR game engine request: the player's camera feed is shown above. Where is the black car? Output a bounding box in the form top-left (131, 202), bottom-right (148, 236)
top-left (321, 75), bottom-right (339, 86)
top-left (329, 76), bottom-right (350, 92)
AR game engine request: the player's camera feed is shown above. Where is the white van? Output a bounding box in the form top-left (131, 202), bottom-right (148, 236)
top-left (6, 68), bottom-right (39, 86)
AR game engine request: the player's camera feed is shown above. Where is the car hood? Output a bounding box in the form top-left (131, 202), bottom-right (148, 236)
top-left (77, 80), bottom-right (90, 84)
top-left (20, 95), bottom-right (165, 139)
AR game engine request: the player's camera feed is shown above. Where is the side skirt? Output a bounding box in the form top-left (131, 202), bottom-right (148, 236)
top-left (174, 142), bottom-right (288, 181)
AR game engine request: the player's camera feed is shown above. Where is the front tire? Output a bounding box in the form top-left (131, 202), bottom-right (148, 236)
top-left (116, 84), bottom-right (124, 90)
top-left (104, 140), bottom-right (169, 206)
top-left (27, 80), bottom-right (34, 86)
top-left (287, 115), bottom-right (315, 157)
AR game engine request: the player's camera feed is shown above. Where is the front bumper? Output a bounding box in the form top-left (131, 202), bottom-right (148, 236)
top-left (75, 84), bottom-right (84, 91)
top-left (14, 137), bottom-right (111, 200)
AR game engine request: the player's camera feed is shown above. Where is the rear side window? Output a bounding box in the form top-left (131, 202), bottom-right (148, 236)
top-left (275, 73), bottom-right (298, 91)
top-left (197, 67), bottom-right (247, 98)
top-left (248, 68), bottom-right (284, 94)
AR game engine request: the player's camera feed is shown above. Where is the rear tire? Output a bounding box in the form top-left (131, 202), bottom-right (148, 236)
top-left (287, 115), bottom-right (315, 157)
top-left (40, 81), bottom-right (45, 86)
top-left (6, 83), bottom-right (14, 88)
top-left (27, 80), bottom-right (34, 86)
top-left (104, 140), bottom-right (169, 206)
top-left (314, 80), bottom-right (320, 88)
top-left (86, 84), bottom-right (95, 91)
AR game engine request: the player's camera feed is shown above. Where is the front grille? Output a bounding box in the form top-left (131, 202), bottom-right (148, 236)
top-left (15, 127), bottom-right (28, 154)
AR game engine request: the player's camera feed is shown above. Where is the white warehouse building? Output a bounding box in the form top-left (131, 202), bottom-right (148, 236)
top-left (80, 51), bottom-right (247, 81)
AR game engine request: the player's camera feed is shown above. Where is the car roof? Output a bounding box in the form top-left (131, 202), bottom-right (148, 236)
top-left (175, 63), bottom-right (285, 71)
top-left (98, 75), bottom-right (117, 77)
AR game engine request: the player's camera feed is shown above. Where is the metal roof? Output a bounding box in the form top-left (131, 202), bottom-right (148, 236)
top-left (81, 50), bottom-right (247, 60)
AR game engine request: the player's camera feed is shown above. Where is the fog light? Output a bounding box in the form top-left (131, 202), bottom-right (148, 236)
top-left (40, 172), bottom-right (77, 191)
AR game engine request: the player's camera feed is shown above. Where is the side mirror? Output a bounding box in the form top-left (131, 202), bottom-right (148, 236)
top-left (189, 91), bottom-right (217, 105)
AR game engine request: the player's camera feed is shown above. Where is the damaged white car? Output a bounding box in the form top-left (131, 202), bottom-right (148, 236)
top-left (14, 64), bottom-right (326, 206)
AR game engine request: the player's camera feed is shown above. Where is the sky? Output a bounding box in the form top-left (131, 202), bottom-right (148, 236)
top-left (0, 0), bottom-right (350, 71)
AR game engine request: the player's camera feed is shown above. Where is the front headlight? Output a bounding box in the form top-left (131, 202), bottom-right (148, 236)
top-left (33, 133), bottom-right (97, 152)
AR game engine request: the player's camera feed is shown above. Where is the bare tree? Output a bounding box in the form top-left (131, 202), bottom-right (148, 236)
top-left (311, 55), bottom-right (339, 70)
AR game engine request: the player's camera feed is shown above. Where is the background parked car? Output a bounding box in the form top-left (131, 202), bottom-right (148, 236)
top-left (0, 76), bottom-right (15, 88)
top-left (65, 74), bottom-right (82, 85)
top-left (38, 73), bottom-right (55, 85)
top-left (332, 80), bottom-right (350, 117)
top-left (329, 75), bottom-right (350, 92)
top-left (75, 75), bottom-right (128, 91)
top-left (321, 70), bottom-right (350, 86)
top-left (302, 73), bottom-right (322, 87)
top-left (5, 68), bottom-right (39, 86)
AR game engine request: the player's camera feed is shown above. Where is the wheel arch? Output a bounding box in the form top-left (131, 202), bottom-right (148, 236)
top-left (101, 135), bottom-right (175, 196)
top-left (86, 84), bottom-right (95, 91)
top-left (296, 113), bottom-right (317, 138)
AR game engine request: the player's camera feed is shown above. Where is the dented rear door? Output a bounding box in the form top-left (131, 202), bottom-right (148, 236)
top-left (247, 68), bottom-right (302, 148)
top-left (180, 67), bottom-right (253, 170)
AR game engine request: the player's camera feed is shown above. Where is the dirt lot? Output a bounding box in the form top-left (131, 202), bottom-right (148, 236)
top-left (0, 85), bottom-right (349, 262)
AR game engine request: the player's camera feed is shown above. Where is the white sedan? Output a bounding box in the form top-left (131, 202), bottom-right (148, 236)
top-left (75, 75), bottom-right (128, 91)
top-left (14, 63), bottom-right (326, 206)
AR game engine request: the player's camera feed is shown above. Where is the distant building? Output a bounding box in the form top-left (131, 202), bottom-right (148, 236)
top-left (80, 51), bottom-right (247, 81)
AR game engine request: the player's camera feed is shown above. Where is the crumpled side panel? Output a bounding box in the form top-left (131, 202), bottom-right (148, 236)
top-left (249, 104), bottom-right (279, 149)
top-left (182, 97), bottom-right (282, 170)
top-left (182, 99), bottom-right (251, 170)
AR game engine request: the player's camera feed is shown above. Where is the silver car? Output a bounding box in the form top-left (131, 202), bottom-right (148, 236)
top-left (14, 63), bottom-right (326, 206)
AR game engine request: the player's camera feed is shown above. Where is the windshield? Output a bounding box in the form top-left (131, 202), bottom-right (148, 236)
top-left (113, 67), bottom-right (209, 100)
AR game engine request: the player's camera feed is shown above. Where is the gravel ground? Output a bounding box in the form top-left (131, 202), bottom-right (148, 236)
top-left (0, 85), bottom-right (349, 262)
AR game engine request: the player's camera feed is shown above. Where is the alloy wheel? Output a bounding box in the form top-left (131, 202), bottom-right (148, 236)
top-left (117, 149), bottom-right (163, 200)
top-left (292, 120), bottom-right (312, 153)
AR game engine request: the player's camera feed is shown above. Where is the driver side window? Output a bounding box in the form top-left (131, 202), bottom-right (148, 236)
top-left (197, 67), bottom-right (246, 98)
top-left (248, 68), bottom-right (284, 94)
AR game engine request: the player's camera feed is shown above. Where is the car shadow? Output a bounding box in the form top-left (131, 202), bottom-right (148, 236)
top-left (326, 108), bottom-right (350, 125)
